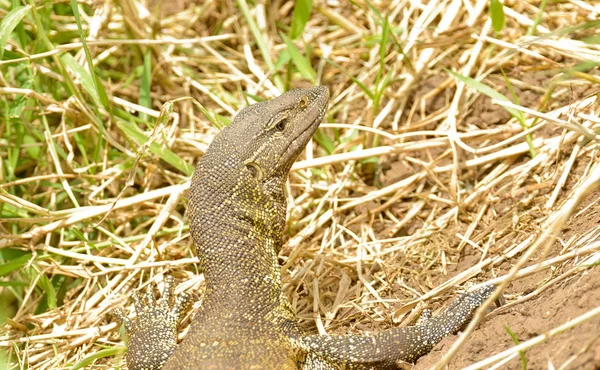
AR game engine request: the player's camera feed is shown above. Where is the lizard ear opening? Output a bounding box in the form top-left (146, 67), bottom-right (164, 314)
top-left (245, 162), bottom-right (264, 182)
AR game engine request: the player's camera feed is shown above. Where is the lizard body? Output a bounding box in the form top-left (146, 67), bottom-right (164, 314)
top-left (117, 86), bottom-right (493, 369)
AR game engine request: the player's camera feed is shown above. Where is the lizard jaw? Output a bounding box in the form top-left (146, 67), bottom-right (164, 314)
top-left (279, 86), bottom-right (329, 171)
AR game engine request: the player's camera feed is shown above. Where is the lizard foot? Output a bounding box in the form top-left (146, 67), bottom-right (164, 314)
top-left (114, 276), bottom-right (192, 370)
top-left (440, 283), bottom-right (499, 320)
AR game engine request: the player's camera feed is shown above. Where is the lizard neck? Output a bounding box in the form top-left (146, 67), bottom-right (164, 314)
top-left (188, 154), bottom-right (287, 309)
top-left (200, 226), bottom-right (283, 308)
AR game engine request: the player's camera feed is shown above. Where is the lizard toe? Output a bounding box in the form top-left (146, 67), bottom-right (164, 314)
top-left (116, 277), bottom-right (194, 370)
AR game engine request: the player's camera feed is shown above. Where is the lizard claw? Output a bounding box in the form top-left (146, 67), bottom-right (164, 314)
top-left (417, 308), bottom-right (433, 323)
top-left (114, 276), bottom-right (193, 370)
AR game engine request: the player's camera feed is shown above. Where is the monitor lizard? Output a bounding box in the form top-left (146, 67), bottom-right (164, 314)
top-left (115, 86), bottom-right (495, 369)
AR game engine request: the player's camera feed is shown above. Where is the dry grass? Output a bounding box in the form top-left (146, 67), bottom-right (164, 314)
top-left (1, 0), bottom-right (599, 369)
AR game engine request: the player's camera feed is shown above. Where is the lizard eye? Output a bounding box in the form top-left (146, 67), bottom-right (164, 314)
top-left (275, 118), bottom-right (288, 131)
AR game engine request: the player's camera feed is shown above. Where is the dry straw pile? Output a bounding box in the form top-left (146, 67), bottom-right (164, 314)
top-left (0, 0), bottom-right (599, 369)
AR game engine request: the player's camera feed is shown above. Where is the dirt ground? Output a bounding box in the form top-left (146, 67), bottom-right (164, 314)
top-left (414, 207), bottom-right (600, 369)
top-left (400, 68), bottom-right (600, 369)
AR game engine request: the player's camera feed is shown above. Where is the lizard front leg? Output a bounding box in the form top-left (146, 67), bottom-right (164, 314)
top-left (298, 284), bottom-right (496, 368)
top-left (114, 276), bottom-right (192, 370)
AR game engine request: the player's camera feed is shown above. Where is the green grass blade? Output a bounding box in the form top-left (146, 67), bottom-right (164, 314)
top-left (446, 69), bottom-right (525, 122)
top-left (505, 326), bottom-right (527, 369)
top-left (360, 0), bottom-right (382, 20)
top-left (139, 48), bottom-right (152, 123)
top-left (69, 0), bottom-right (110, 111)
top-left (192, 100), bottom-right (229, 130)
top-left (0, 253), bottom-right (31, 277)
top-left (378, 16), bottom-right (390, 76)
top-left (373, 68), bottom-right (393, 120)
top-left (313, 129), bottom-right (335, 155)
top-left (490, 0), bottom-right (505, 33)
top-left (0, 300), bottom-right (8, 367)
top-left (0, 281), bottom-right (28, 287)
top-left (35, 270), bottom-right (57, 311)
top-left (61, 53), bottom-right (101, 106)
top-left (289, 0), bottom-right (313, 39)
top-left (527, 0), bottom-right (547, 36)
top-left (553, 20), bottom-right (600, 39)
top-left (70, 346), bottom-right (126, 370)
top-left (447, 69), bottom-right (536, 157)
top-left (373, 19), bottom-right (392, 114)
top-left (275, 48), bottom-right (292, 70)
top-left (325, 58), bottom-right (374, 99)
top-left (1, 48), bottom-right (24, 60)
top-left (0, 5), bottom-right (31, 60)
top-left (236, 0), bottom-right (284, 90)
top-left (115, 118), bottom-right (194, 176)
top-left (280, 33), bottom-right (316, 82)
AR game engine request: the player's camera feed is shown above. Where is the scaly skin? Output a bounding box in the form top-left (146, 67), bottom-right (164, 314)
top-left (117, 86), bottom-right (494, 369)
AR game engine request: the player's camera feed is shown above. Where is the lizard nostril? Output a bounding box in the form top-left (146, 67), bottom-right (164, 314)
top-left (299, 96), bottom-right (308, 108)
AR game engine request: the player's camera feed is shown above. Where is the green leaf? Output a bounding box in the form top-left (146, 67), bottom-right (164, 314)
top-left (192, 100), bottom-right (227, 130)
top-left (378, 17), bottom-right (390, 72)
top-left (242, 92), bottom-right (264, 103)
top-left (0, 5), bottom-right (31, 60)
top-left (69, 0), bottom-right (110, 111)
top-left (115, 119), bottom-right (194, 176)
top-left (139, 48), bottom-right (152, 123)
top-left (313, 129), bottom-right (335, 155)
top-left (360, 156), bottom-right (379, 164)
top-left (70, 227), bottom-right (88, 242)
top-left (504, 326), bottom-right (527, 369)
top-left (362, 0), bottom-right (383, 20)
top-left (23, 134), bottom-right (41, 159)
top-left (36, 272), bottom-right (57, 310)
top-left (527, 0), bottom-right (547, 36)
top-left (8, 93), bottom-right (26, 119)
top-left (490, 0), bottom-right (505, 33)
top-left (70, 346), bottom-right (126, 370)
top-left (0, 253), bottom-right (31, 277)
top-left (1, 48), bottom-right (24, 60)
top-left (447, 69), bottom-right (536, 157)
top-left (446, 69), bottom-right (524, 122)
top-left (0, 202), bottom-right (29, 218)
top-left (215, 113), bottom-right (232, 128)
top-left (289, 0), bottom-right (313, 40)
top-left (274, 48), bottom-right (292, 71)
top-left (373, 68), bottom-right (393, 114)
top-left (72, 131), bottom-right (90, 167)
top-left (61, 53), bottom-right (101, 106)
top-left (280, 33), bottom-right (316, 82)
top-left (325, 58), bottom-right (374, 99)
top-left (0, 280), bottom-right (28, 287)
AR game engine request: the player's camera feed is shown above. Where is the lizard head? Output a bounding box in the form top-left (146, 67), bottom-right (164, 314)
top-left (228, 85), bottom-right (329, 185)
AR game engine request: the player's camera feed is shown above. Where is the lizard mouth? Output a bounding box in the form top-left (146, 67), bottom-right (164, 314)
top-left (279, 97), bottom-right (327, 171)
top-left (269, 85), bottom-right (329, 175)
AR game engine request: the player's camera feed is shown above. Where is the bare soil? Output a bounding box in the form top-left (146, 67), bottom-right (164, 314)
top-left (415, 210), bottom-right (600, 369)
top-left (402, 71), bottom-right (600, 369)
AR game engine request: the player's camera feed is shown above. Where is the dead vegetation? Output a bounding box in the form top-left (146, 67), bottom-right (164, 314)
top-left (0, 0), bottom-right (599, 369)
